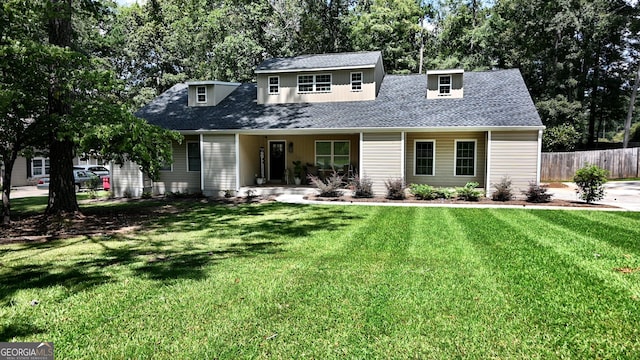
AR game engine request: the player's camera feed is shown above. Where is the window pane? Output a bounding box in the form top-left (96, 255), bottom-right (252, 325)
top-left (415, 142), bottom-right (434, 175)
top-left (269, 77), bottom-right (279, 85)
top-left (316, 142), bottom-right (331, 155)
top-left (316, 156), bottom-right (332, 170)
top-left (439, 76), bottom-right (451, 85)
top-left (33, 159), bottom-right (42, 167)
top-left (333, 141), bottom-right (349, 156)
top-left (333, 156), bottom-right (349, 168)
top-left (455, 141), bottom-right (474, 176)
top-left (316, 74), bottom-right (331, 83)
top-left (187, 142), bottom-right (201, 171)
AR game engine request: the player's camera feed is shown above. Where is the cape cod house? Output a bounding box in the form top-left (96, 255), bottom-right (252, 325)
top-left (111, 51), bottom-right (544, 198)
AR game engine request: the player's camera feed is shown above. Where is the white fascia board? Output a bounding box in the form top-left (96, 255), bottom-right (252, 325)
top-left (255, 65), bottom-right (376, 74)
top-left (426, 69), bottom-right (464, 75)
top-left (189, 125), bottom-right (545, 136)
top-left (186, 80), bottom-right (242, 86)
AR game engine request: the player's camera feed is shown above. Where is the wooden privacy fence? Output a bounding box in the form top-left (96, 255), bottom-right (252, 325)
top-left (541, 147), bottom-right (640, 181)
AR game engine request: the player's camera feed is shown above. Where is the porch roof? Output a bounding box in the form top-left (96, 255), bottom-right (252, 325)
top-left (137, 69), bottom-right (543, 132)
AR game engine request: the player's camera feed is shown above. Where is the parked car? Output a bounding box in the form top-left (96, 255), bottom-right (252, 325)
top-left (36, 169), bottom-right (101, 192)
top-left (73, 165), bottom-right (110, 177)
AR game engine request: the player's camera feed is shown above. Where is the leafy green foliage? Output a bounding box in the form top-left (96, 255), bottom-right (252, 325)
top-left (523, 182), bottom-right (552, 203)
top-left (491, 177), bottom-right (513, 201)
top-left (384, 178), bottom-right (406, 200)
top-left (456, 182), bottom-right (483, 201)
top-left (573, 164), bottom-right (608, 204)
top-left (543, 123), bottom-right (582, 152)
top-left (409, 183), bottom-right (437, 200)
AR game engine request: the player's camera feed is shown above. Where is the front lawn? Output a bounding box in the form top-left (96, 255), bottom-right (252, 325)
top-left (1, 199), bottom-right (640, 358)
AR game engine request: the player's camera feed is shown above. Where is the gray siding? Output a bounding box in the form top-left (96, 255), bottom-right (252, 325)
top-left (111, 160), bottom-right (143, 198)
top-left (488, 131), bottom-right (539, 194)
top-left (153, 136), bottom-right (201, 195)
top-left (202, 134), bottom-right (237, 196)
top-left (188, 83), bottom-right (239, 107)
top-left (426, 72), bottom-right (464, 99)
top-left (9, 157), bottom-right (30, 186)
top-left (405, 132), bottom-right (486, 188)
top-left (361, 132), bottom-right (403, 196)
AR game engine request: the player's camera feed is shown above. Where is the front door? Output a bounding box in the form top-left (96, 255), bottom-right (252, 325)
top-left (269, 141), bottom-right (286, 181)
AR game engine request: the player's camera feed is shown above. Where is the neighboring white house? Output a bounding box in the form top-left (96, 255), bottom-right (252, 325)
top-left (111, 51), bottom-right (544, 198)
top-left (1, 156), bottom-right (109, 187)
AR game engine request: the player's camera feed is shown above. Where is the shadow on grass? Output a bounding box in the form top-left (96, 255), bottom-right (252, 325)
top-left (0, 201), bottom-right (363, 339)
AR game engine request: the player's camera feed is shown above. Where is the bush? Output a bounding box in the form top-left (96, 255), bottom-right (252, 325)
top-left (384, 178), bottom-right (406, 200)
top-left (352, 174), bottom-right (374, 198)
top-left (435, 188), bottom-right (456, 199)
top-left (308, 171), bottom-right (343, 197)
top-left (456, 182), bottom-right (483, 201)
top-left (523, 181), bottom-right (552, 203)
top-left (492, 177), bottom-right (513, 201)
top-left (573, 164), bottom-right (608, 204)
top-left (409, 184), bottom-right (437, 200)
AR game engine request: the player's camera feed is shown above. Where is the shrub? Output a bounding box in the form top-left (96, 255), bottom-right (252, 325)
top-left (456, 182), bottom-right (483, 201)
top-left (142, 191), bottom-right (153, 199)
top-left (409, 184), bottom-right (437, 200)
top-left (435, 188), bottom-right (456, 199)
top-left (352, 174), bottom-right (374, 198)
top-left (223, 189), bottom-right (235, 198)
top-left (308, 171), bottom-right (343, 197)
top-left (492, 177), bottom-right (513, 201)
top-left (523, 181), bottom-right (552, 203)
top-left (385, 178), bottom-right (406, 200)
top-left (245, 189), bottom-right (257, 202)
top-left (573, 163), bottom-right (608, 204)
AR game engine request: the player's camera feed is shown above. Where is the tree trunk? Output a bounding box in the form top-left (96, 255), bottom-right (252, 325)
top-left (1, 153), bottom-right (17, 226)
top-left (46, 0), bottom-right (79, 215)
top-left (586, 46), bottom-right (601, 149)
top-left (623, 62), bottom-right (640, 148)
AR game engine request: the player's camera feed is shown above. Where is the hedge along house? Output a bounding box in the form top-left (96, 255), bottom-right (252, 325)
top-left (111, 51), bottom-right (544, 198)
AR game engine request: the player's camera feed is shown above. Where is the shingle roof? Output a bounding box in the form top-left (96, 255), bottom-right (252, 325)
top-left (136, 69), bottom-right (543, 132)
top-left (256, 51), bottom-right (382, 72)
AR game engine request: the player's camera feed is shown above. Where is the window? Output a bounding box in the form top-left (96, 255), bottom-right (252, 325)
top-left (298, 74), bottom-right (332, 93)
top-left (414, 141), bottom-right (435, 176)
top-left (31, 157), bottom-right (50, 177)
top-left (438, 75), bottom-right (451, 95)
top-left (455, 140), bottom-right (476, 176)
top-left (268, 76), bottom-right (279, 95)
top-left (160, 155), bottom-right (172, 171)
top-left (187, 142), bottom-right (201, 171)
top-left (196, 86), bottom-right (207, 103)
top-left (315, 141), bottom-right (350, 170)
top-left (351, 72), bottom-right (363, 91)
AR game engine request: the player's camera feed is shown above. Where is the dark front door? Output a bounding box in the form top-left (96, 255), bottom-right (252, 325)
top-left (269, 141), bottom-right (286, 181)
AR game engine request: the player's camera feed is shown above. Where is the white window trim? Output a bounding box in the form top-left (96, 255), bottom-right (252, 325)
top-left (454, 139), bottom-right (477, 177)
top-left (196, 86), bottom-right (207, 103)
top-left (438, 75), bottom-right (452, 96)
top-left (314, 140), bottom-right (350, 170)
top-left (297, 74), bottom-right (332, 94)
top-left (31, 157), bottom-right (50, 177)
top-left (186, 141), bottom-right (201, 172)
top-left (350, 72), bottom-right (363, 92)
top-left (413, 139), bottom-right (436, 176)
top-left (268, 76), bottom-right (280, 95)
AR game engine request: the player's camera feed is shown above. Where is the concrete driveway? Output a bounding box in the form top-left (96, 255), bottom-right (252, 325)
top-left (7, 186), bottom-right (48, 199)
top-left (549, 181), bottom-right (640, 211)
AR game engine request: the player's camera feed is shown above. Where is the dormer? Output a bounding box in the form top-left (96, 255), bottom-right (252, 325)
top-left (426, 69), bottom-right (464, 99)
top-left (187, 80), bottom-right (241, 107)
top-left (255, 51), bottom-right (385, 105)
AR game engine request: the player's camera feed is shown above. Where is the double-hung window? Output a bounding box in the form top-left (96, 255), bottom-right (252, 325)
top-left (268, 76), bottom-right (279, 95)
top-left (438, 75), bottom-right (451, 96)
top-left (315, 141), bottom-right (349, 170)
top-left (351, 72), bottom-right (363, 91)
top-left (455, 140), bottom-right (476, 176)
top-left (298, 74), bottom-right (332, 93)
top-left (196, 86), bottom-right (207, 103)
top-left (414, 140), bottom-right (435, 176)
top-left (31, 157), bottom-right (50, 176)
top-left (187, 142), bottom-right (201, 172)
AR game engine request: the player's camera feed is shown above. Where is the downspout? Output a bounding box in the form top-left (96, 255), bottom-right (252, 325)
top-left (235, 133), bottom-right (240, 192)
top-left (400, 131), bottom-right (406, 181)
top-left (200, 133), bottom-right (205, 195)
top-left (536, 129), bottom-right (543, 184)
top-left (486, 131), bottom-right (492, 197)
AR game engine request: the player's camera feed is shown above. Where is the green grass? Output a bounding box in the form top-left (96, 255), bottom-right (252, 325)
top-left (2, 199), bottom-right (640, 359)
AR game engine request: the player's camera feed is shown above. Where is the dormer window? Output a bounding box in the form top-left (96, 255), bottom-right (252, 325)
top-left (268, 76), bottom-right (279, 95)
top-left (196, 86), bottom-right (207, 103)
top-left (438, 75), bottom-right (451, 96)
top-left (351, 72), bottom-right (363, 91)
top-left (298, 74), bottom-right (332, 93)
